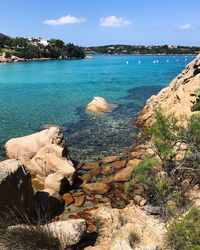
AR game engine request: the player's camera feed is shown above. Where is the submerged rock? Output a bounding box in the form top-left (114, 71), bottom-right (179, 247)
top-left (86, 97), bottom-right (114, 113)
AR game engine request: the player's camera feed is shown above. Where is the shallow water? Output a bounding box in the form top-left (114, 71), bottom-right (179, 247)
top-left (0, 55), bottom-right (195, 160)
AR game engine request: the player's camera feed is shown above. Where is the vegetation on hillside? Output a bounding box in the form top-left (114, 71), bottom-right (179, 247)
top-left (192, 88), bottom-right (200, 112)
top-left (125, 109), bottom-right (200, 218)
top-left (0, 34), bottom-right (85, 60)
top-left (167, 208), bottom-right (200, 250)
top-left (85, 44), bottom-right (200, 55)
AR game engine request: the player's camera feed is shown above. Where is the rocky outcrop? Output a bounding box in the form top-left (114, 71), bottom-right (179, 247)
top-left (86, 97), bottom-right (114, 113)
top-left (0, 159), bottom-right (34, 215)
top-left (86, 204), bottom-right (166, 250)
top-left (5, 127), bottom-right (66, 160)
top-left (136, 54), bottom-right (200, 128)
top-left (5, 128), bottom-right (75, 194)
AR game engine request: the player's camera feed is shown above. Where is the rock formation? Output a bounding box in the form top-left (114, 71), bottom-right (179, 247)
top-left (86, 204), bottom-right (166, 250)
top-left (0, 159), bottom-right (34, 215)
top-left (5, 126), bottom-right (66, 160)
top-left (5, 128), bottom-right (75, 194)
top-left (86, 97), bottom-right (114, 113)
top-left (136, 54), bottom-right (200, 128)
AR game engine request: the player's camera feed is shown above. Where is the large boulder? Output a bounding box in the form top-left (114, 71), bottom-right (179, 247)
top-left (86, 97), bottom-right (114, 113)
top-left (5, 127), bottom-right (66, 161)
top-left (5, 129), bottom-right (75, 193)
top-left (136, 54), bottom-right (200, 128)
top-left (0, 159), bottom-right (34, 215)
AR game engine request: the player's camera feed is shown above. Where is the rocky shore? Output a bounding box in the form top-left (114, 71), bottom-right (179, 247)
top-left (0, 54), bottom-right (200, 249)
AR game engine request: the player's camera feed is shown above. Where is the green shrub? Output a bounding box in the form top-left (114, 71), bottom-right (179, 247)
top-left (133, 157), bottom-right (157, 188)
top-left (191, 88), bottom-right (200, 112)
top-left (167, 208), bottom-right (200, 250)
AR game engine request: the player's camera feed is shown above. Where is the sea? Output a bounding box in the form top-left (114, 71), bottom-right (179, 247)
top-left (0, 54), bottom-right (195, 160)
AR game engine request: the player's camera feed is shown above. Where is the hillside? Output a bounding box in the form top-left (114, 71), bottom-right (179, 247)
top-left (85, 44), bottom-right (200, 55)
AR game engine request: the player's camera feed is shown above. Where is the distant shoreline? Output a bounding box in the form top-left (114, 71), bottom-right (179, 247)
top-left (0, 57), bottom-right (86, 64)
top-left (0, 53), bottom-right (196, 64)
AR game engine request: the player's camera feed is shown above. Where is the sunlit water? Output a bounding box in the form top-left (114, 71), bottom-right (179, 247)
top-left (0, 55), bottom-right (195, 160)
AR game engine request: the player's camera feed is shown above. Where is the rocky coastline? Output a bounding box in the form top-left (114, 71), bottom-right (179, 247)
top-left (0, 55), bottom-right (200, 249)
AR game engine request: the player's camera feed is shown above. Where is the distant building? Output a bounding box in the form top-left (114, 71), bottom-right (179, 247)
top-left (28, 37), bottom-right (49, 46)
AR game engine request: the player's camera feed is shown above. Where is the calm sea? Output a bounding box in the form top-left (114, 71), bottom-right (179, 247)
top-left (0, 55), bottom-right (195, 160)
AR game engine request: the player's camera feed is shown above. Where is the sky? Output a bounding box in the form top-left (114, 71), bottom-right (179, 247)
top-left (0, 0), bottom-right (200, 46)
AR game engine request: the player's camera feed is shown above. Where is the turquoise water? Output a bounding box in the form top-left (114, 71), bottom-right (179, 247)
top-left (0, 55), bottom-right (195, 160)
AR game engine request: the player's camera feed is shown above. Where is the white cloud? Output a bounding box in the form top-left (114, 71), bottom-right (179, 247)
top-left (178, 23), bottom-right (193, 30)
top-left (44, 15), bottom-right (86, 26)
top-left (100, 16), bottom-right (131, 27)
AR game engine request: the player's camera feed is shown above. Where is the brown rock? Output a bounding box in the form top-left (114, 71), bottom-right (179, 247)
top-left (112, 160), bottom-right (141, 182)
top-left (81, 173), bottom-right (93, 184)
top-left (63, 193), bottom-right (74, 206)
top-left (101, 177), bottom-right (113, 184)
top-left (74, 195), bottom-right (86, 207)
top-left (82, 161), bottom-right (100, 170)
top-left (102, 160), bottom-right (126, 175)
top-left (112, 166), bottom-right (133, 182)
top-left (103, 156), bottom-right (120, 164)
top-left (82, 182), bottom-right (110, 195)
top-left (127, 159), bottom-right (142, 168)
top-left (131, 150), bottom-right (146, 159)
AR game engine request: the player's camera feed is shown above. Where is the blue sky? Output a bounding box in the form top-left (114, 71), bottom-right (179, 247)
top-left (1, 0), bottom-right (200, 46)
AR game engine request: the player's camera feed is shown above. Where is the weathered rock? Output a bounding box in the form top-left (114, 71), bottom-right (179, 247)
top-left (82, 183), bottom-right (110, 195)
top-left (136, 54), bottom-right (200, 128)
top-left (63, 193), bottom-right (74, 206)
top-left (5, 127), bottom-right (66, 160)
top-left (44, 170), bottom-right (72, 194)
top-left (88, 204), bottom-right (166, 249)
top-left (86, 97), bottom-right (114, 113)
top-left (5, 129), bottom-right (75, 194)
top-left (82, 161), bottom-right (100, 170)
top-left (102, 156), bottom-right (120, 164)
top-left (0, 159), bottom-right (34, 215)
top-left (127, 159), bottom-right (142, 168)
top-left (102, 160), bottom-right (126, 175)
top-left (74, 195), bottom-right (86, 207)
top-left (112, 159), bottom-right (141, 182)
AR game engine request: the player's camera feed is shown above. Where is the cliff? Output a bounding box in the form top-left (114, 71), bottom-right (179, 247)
top-left (136, 54), bottom-right (200, 128)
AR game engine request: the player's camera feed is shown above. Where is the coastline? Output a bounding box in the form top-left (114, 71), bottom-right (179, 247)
top-left (0, 53), bottom-right (196, 64)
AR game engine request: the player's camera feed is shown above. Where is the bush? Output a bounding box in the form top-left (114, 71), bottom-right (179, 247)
top-left (191, 88), bottom-right (200, 112)
top-left (0, 210), bottom-right (63, 250)
top-left (167, 208), bottom-right (200, 250)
